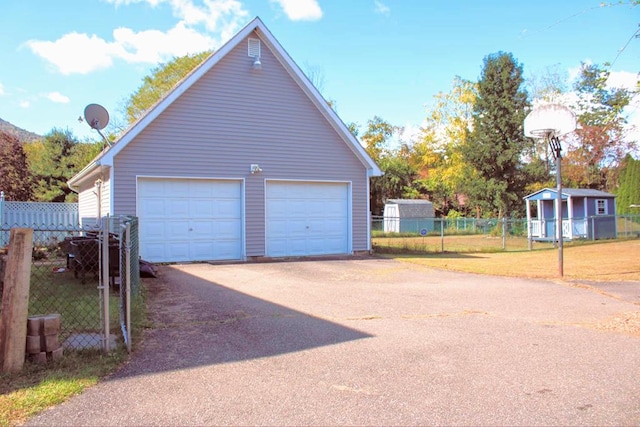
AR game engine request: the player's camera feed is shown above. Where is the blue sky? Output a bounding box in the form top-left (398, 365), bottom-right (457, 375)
top-left (0, 0), bottom-right (638, 142)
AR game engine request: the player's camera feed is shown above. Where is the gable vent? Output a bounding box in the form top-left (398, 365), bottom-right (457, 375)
top-left (248, 38), bottom-right (261, 58)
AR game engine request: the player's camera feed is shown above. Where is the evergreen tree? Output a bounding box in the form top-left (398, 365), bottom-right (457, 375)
top-left (461, 52), bottom-right (535, 218)
top-left (616, 155), bottom-right (640, 214)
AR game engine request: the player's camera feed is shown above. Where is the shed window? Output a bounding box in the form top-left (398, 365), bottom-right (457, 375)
top-left (596, 199), bottom-right (607, 215)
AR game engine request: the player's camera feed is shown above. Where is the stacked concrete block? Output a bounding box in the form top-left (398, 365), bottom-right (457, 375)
top-left (26, 314), bottom-right (63, 363)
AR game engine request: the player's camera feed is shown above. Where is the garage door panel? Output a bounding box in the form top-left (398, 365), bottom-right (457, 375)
top-left (266, 200), bottom-right (288, 216)
top-left (191, 242), bottom-right (214, 260)
top-left (287, 200), bottom-right (309, 216)
top-left (144, 243), bottom-right (167, 261)
top-left (214, 199), bottom-right (242, 218)
top-left (215, 240), bottom-right (243, 259)
top-left (168, 200), bottom-right (190, 218)
top-left (140, 199), bottom-right (166, 217)
top-left (138, 178), bottom-right (242, 262)
top-left (190, 200), bottom-right (214, 217)
top-left (141, 220), bottom-right (164, 238)
top-left (162, 221), bottom-right (189, 240)
top-left (166, 180), bottom-right (189, 195)
top-left (215, 220), bottom-right (242, 239)
top-left (167, 243), bottom-right (190, 261)
top-left (190, 220), bottom-right (215, 239)
top-left (188, 180), bottom-right (215, 198)
top-left (266, 182), bottom-right (349, 257)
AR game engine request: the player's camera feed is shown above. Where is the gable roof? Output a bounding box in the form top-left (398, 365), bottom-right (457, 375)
top-left (385, 199), bottom-right (434, 218)
top-left (69, 17), bottom-right (381, 188)
top-left (524, 188), bottom-right (616, 200)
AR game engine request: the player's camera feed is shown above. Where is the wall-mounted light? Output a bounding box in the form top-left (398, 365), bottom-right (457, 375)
top-left (253, 56), bottom-right (262, 70)
top-left (250, 164), bottom-right (262, 174)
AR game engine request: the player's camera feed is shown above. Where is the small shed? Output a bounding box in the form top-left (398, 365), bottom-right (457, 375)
top-left (383, 199), bottom-right (435, 234)
top-left (524, 188), bottom-right (617, 241)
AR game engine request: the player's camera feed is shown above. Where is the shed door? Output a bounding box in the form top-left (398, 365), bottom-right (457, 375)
top-left (266, 181), bottom-right (349, 257)
top-left (138, 178), bottom-right (242, 262)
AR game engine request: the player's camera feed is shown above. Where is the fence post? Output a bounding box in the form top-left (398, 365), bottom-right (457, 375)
top-left (0, 191), bottom-right (4, 227)
top-left (440, 218), bottom-right (444, 253)
top-left (0, 228), bottom-right (33, 373)
top-left (125, 220), bottom-right (132, 353)
top-left (101, 218), bottom-right (111, 352)
top-left (502, 218), bottom-right (506, 251)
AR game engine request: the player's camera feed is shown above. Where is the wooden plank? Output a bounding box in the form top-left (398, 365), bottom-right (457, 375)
top-left (0, 228), bottom-right (33, 373)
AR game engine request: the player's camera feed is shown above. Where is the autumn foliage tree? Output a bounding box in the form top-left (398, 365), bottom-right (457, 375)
top-left (412, 77), bottom-right (477, 216)
top-left (563, 63), bottom-right (637, 190)
top-left (0, 131), bottom-right (33, 200)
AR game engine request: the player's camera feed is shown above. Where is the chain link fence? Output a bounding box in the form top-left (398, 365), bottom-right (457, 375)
top-left (1, 216), bottom-right (140, 354)
top-left (371, 215), bottom-right (640, 254)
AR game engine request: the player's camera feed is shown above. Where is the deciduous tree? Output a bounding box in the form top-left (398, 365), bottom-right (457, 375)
top-left (412, 76), bottom-right (477, 215)
top-left (124, 51), bottom-right (212, 125)
top-left (24, 129), bottom-right (102, 202)
top-left (0, 132), bottom-right (33, 201)
top-left (563, 63), bottom-right (637, 190)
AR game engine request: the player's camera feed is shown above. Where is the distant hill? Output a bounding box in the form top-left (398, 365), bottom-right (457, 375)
top-left (0, 117), bottom-right (42, 142)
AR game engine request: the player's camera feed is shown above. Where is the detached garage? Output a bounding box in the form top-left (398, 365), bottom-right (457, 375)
top-left (68, 18), bottom-right (381, 263)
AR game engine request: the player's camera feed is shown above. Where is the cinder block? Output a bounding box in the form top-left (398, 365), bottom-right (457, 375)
top-left (26, 335), bottom-right (42, 354)
top-left (27, 316), bottom-right (42, 336)
top-left (41, 334), bottom-right (60, 352)
top-left (41, 314), bottom-right (61, 335)
top-left (28, 352), bottom-right (47, 364)
top-left (48, 347), bottom-right (64, 361)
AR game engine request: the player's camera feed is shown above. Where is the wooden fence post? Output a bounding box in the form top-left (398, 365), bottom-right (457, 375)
top-left (0, 228), bottom-right (34, 373)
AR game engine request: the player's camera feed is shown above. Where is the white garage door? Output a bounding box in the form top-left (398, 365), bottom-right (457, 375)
top-left (138, 178), bottom-right (242, 262)
top-left (266, 181), bottom-right (349, 257)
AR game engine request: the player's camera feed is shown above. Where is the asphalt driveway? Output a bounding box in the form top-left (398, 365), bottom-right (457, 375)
top-left (27, 258), bottom-right (640, 426)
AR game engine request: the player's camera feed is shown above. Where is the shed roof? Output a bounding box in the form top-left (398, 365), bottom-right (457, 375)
top-left (524, 188), bottom-right (615, 201)
top-left (385, 199), bottom-right (434, 218)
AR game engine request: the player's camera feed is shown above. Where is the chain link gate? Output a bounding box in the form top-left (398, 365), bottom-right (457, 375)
top-left (1, 214), bottom-right (139, 356)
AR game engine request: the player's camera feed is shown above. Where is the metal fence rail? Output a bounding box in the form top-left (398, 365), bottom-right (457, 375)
top-left (371, 215), bottom-right (640, 253)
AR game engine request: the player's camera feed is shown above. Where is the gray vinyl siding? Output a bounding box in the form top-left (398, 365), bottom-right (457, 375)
top-left (77, 169), bottom-right (110, 228)
top-left (112, 31), bottom-right (369, 256)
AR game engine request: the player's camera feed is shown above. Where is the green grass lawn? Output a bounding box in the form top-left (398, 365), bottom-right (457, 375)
top-left (0, 256), bottom-right (147, 427)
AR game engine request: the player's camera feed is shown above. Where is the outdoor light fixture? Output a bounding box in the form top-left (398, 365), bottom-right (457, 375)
top-left (253, 56), bottom-right (262, 70)
top-left (524, 103), bottom-right (576, 277)
top-left (250, 164), bottom-right (262, 174)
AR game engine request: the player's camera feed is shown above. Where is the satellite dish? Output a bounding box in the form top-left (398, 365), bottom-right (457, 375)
top-left (84, 103), bottom-right (109, 130)
top-left (83, 103), bottom-right (111, 147)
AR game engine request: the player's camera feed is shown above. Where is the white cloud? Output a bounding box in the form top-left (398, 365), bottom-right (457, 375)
top-left (26, 32), bottom-right (120, 74)
top-left (27, 0), bottom-right (249, 75)
top-left (607, 70), bottom-right (639, 90)
top-left (113, 23), bottom-right (216, 64)
top-left (45, 92), bottom-right (70, 104)
top-left (19, 100), bottom-right (30, 108)
top-left (374, 0), bottom-right (390, 15)
top-left (270, 0), bottom-right (322, 21)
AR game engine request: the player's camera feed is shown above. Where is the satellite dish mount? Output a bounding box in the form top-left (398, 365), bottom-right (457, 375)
top-left (83, 103), bottom-right (111, 147)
